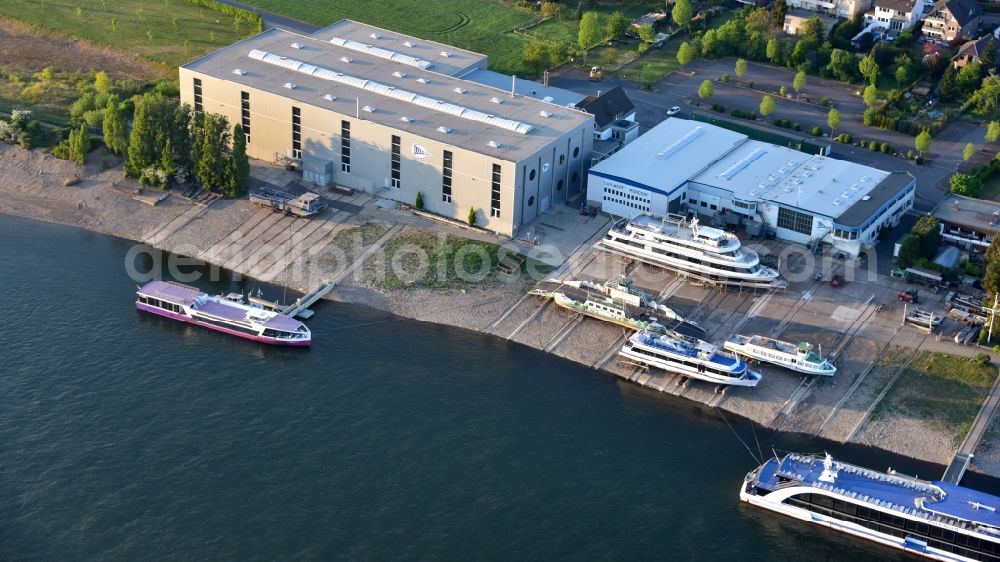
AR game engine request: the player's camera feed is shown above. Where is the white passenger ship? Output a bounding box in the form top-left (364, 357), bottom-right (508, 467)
top-left (136, 280), bottom-right (311, 346)
top-left (620, 330), bottom-right (762, 387)
top-left (596, 214), bottom-right (785, 289)
top-left (742, 452), bottom-right (1000, 561)
top-left (724, 334), bottom-right (836, 376)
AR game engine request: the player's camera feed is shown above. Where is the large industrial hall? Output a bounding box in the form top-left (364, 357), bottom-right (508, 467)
top-left (180, 19), bottom-right (595, 237)
top-left (587, 118), bottom-right (916, 257)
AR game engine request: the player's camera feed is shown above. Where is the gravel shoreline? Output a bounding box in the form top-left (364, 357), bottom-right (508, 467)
top-left (4, 143), bottom-right (999, 481)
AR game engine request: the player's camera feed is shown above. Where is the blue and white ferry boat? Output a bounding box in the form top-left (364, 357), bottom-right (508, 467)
top-left (741, 453), bottom-right (1000, 561)
top-left (620, 330), bottom-right (762, 387)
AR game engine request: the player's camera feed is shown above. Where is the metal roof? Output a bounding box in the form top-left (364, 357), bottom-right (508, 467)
top-left (181, 26), bottom-right (592, 160)
top-left (933, 194), bottom-right (1000, 233)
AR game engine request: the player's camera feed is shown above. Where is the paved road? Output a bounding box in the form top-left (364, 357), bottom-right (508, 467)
top-left (549, 56), bottom-right (982, 212)
top-left (215, 0), bottom-right (319, 35)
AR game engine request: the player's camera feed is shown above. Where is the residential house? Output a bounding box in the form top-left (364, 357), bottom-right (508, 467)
top-left (922, 0), bottom-right (981, 43)
top-left (577, 87), bottom-right (638, 165)
top-left (783, 10), bottom-right (839, 36)
top-left (863, 0), bottom-right (922, 32)
top-left (952, 34), bottom-right (999, 68)
top-left (786, 0), bottom-right (873, 19)
top-left (932, 194), bottom-right (1000, 250)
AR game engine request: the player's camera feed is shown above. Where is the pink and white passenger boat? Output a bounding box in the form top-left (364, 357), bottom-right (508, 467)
top-left (135, 280), bottom-right (311, 346)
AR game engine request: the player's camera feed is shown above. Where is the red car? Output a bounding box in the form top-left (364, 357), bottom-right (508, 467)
top-left (898, 289), bottom-right (918, 303)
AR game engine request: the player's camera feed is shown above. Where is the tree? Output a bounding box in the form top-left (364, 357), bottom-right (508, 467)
top-left (102, 95), bottom-right (128, 155)
top-left (698, 79), bottom-right (713, 101)
top-left (640, 63), bottom-right (658, 90)
top-left (955, 62), bottom-right (983, 96)
top-left (540, 1), bottom-right (564, 19)
top-left (827, 107), bottom-right (841, 136)
top-left (672, 0), bottom-right (693, 29)
top-left (701, 29), bottom-right (718, 58)
top-left (863, 84), bottom-right (877, 108)
top-left (939, 65), bottom-right (959, 101)
top-left (578, 12), bottom-right (603, 51)
top-left (770, 0), bottom-right (787, 29)
top-left (759, 94), bottom-right (776, 117)
top-left (984, 236), bottom-right (1000, 297)
top-left (605, 11), bottom-right (629, 39)
top-left (68, 124), bottom-right (89, 165)
top-left (982, 38), bottom-right (999, 76)
top-left (964, 143), bottom-right (976, 161)
top-left (827, 49), bottom-right (855, 82)
top-left (766, 38), bottom-right (780, 64)
top-left (94, 71), bottom-right (111, 95)
top-left (792, 70), bottom-right (806, 99)
top-left (735, 58), bottom-right (747, 82)
top-left (637, 23), bottom-right (655, 44)
top-left (895, 64), bottom-right (910, 86)
top-left (227, 123), bottom-right (250, 198)
top-left (915, 129), bottom-right (932, 157)
top-left (194, 113), bottom-right (230, 191)
top-left (523, 39), bottom-right (551, 74)
top-left (859, 54), bottom-right (879, 86)
top-left (800, 16), bottom-right (825, 46)
top-left (970, 76), bottom-right (1000, 117)
top-left (988, 121), bottom-right (1000, 143)
top-left (950, 173), bottom-right (983, 197)
top-left (677, 41), bottom-right (695, 72)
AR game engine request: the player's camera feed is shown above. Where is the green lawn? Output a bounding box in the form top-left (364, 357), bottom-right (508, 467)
top-left (0, 0), bottom-right (260, 68)
top-left (878, 351), bottom-right (996, 441)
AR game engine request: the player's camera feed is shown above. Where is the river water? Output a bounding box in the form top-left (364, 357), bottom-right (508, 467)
top-left (0, 216), bottom-right (992, 560)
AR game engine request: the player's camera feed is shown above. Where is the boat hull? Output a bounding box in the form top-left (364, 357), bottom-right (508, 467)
top-left (722, 342), bottom-right (836, 376)
top-left (136, 302), bottom-right (311, 347)
top-left (739, 485), bottom-right (963, 562)
top-left (620, 347), bottom-right (761, 387)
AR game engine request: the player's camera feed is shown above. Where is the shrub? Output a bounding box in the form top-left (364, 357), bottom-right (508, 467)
top-left (774, 119), bottom-right (783, 126)
top-left (880, 142), bottom-right (891, 154)
top-left (779, 85), bottom-right (789, 96)
top-left (975, 353), bottom-right (992, 367)
top-left (811, 126), bottom-right (823, 136)
top-left (467, 207), bottom-right (477, 226)
top-left (869, 141), bottom-right (879, 151)
top-left (907, 150), bottom-right (914, 160)
top-left (793, 123), bottom-right (801, 131)
top-left (747, 81), bottom-right (754, 89)
top-left (711, 103), bottom-right (726, 112)
top-left (994, 345), bottom-right (1000, 354)
top-left (820, 96), bottom-right (831, 107)
top-left (915, 155), bottom-right (924, 165)
top-left (721, 73), bottom-right (730, 82)
top-left (415, 191), bottom-right (424, 210)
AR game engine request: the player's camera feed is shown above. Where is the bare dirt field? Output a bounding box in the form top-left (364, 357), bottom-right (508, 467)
top-left (0, 16), bottom-right (169, 79)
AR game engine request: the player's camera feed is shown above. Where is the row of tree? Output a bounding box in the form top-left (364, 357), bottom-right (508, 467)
top-left (101, 93), bottom-right (248, 197)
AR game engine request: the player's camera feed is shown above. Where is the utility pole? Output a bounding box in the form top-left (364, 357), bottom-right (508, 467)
top-left (989, 294), bottom-right (999, 344)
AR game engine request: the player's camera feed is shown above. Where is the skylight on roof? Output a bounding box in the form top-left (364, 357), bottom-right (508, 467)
top-left (403, 41), bottom-right (414, 47)
top-left (233, 68), bottom-right (246, 75)
top-left (487, 140), bottom-right (501, 148)
top-left (322, 94), bottom-right (337, 101)
top-left (543, 96), bottom-right (554, 102)
top-left (400, 116), bottom-right (412, 122)
top-left (417, 78), bottom-right (430, 84)
top-left (370, 33), bottom-right (381, 40)
top-left (490, 97), bottom-right (502, 104)
top-left (539, 110), bottom-right (551, 118)
top-left (340, 56), bottom-right (353, 63)
top-left (440, 51), bottom-right (452, 57)
top-left (283, 82), bottom-right (296, 89)
top-left (393, 71), bottom-right (406, 78)
top-left (454, 87), bottom-right (467, 94)
top-left (437, 126), bottom-right (451, 133)
top-left (362, 105), bottom-right (375, 113)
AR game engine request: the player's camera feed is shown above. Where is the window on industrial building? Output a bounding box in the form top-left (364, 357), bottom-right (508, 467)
top-left (833, 227), bottom-right (859, 240)
top-left (529, 169), bottom-right (536, 181)
top-left (777, 206), bottom-right (814, 235)
top-left (341, 120), bottom-right (351, 174)
top-left (193, 78), bottom-right (203, 113)
top-left (573, 147), bottom-right (580, 158)
top-left (240, 91), bottom-right (250, 144)
top-left (391, 135), bottom-right (401, 189)
top-left (291, 106), bottom-right (301, 160)
top-left (559, 154), bottom-right (565, 165)
top-left (491, 164), bottom-right (501, 218)
top-left (442, 150), bottom-right (453, 203)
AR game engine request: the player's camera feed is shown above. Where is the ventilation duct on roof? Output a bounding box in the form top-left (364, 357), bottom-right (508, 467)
top-left (248, 50), bottom-right (534, 134)
top-left (330, 37), bottom-right (432, 70)
top-left (656, 127), bottom-right (702, 159)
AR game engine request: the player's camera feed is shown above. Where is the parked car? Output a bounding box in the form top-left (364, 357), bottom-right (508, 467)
top-left (830, 274), bottom-right (844, 288)
top-left (667, 106), bottom-right (681, 116)
top-left (898, 289), bottom-right (918, 303)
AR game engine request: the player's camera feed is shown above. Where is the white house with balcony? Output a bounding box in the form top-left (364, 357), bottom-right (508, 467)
top-left (787, 0), bottom-right (873, 19)
top-left (864, 0), bottom-right (922, 32)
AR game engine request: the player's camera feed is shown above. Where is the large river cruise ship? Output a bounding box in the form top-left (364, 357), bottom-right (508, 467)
top-left (136, 280), bottom-right (311, 346)
top-left (742, 452), bottom-right (1000, 561)
top-left (596, 214), bottom-right (785, 289)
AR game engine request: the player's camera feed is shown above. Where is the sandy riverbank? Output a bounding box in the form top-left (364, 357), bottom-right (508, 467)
top-left (3, 143), bottom-right (999, 482)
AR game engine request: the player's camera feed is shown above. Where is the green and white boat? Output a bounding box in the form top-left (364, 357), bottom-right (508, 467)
top-left (723, 334), bottom-right (835, 376)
